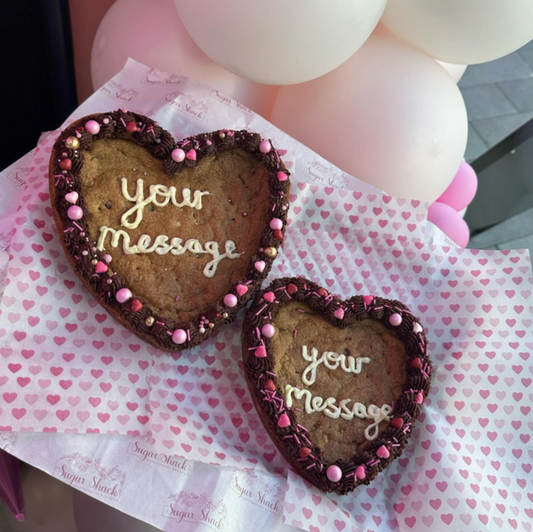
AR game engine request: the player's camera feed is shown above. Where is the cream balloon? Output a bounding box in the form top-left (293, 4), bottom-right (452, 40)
top-left (382, 0), bottom-right (533, 64)
top-left (270, 35), bottom-right (468, 203)
top-left (173, 0), bottom-right (388, 85)
top-left (437, 61), bottom-right (467, 84)
top-left (375, 24), bottom-right (467, 83)
top-left (92, 0), bottom-right (278, 117)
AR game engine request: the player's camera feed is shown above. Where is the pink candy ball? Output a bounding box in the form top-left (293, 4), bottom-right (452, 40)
top-left (85, 120), bottom-right (101, 135)
top-left (326, 465), bottom-right (342, 482)
top-left (389, 313), bottom-right (402, 326)
top-left (172, 329), bottom-right (187, 344)
top-left (428, 202), bottom-right (470, 247)
top-left (261, 324), bottom-right (276, 338)
top-left (67, 205), bottom-right (83, 220)
top-left (270, 218), bottom-right (283, 230)
top-left (116, 288), bottom-right (132, 303)
top-left (224, 294), bottom-right (238, 307)
top-left (171, 148), bottom-right (185, 162)
top-left (259, 140), bottom-right (271, 154)
top-left (437, 161), bottom-right (478, 211)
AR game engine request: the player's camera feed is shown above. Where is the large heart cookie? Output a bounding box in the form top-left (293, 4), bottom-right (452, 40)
top-left (242, 277), bottom-right (431, 495)
top-left (49, 110), bottom-right (289, 351)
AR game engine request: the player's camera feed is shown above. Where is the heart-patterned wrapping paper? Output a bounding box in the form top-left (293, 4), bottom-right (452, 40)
top-left (0, 129), bottom-right (427, 436)
top-left (1, 60), bottom-right (532, 532)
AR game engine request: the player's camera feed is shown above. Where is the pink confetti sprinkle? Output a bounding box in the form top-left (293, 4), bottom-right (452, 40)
top-left (120, 118), bottom-right (126, 127)
top-left (293, 329), bottom-right (297, 339)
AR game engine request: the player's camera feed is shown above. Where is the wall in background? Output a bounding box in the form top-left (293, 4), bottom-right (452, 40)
top-left (68, 0), bottom-right (116, 103)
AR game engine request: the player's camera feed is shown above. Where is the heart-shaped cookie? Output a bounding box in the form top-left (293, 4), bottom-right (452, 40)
top-left (242, 277), bottom-right (431, 495)
top-left (49, 110), bottom-right (290, 351)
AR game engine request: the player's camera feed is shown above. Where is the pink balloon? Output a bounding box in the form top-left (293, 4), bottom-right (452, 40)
top-left (436, 161), bottom-right (478, 211)
top-left (428, 202), bottom-right (470, 247)
top-left (91, 0), bottom-right (278, 117)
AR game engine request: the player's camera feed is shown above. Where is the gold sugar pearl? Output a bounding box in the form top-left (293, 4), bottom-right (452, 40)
top-left (145, 316), bottom-right (155, 327)
top-left (222, 312), bottom-right (228, 319)
top-left (209, 323), bottom-right (215, 329)
top-left (90, 259), bottom-right (98, 265)
top-left (264, 247), bottom-right (277, 259)
top-left (64, 136), bottom-right (80, 150)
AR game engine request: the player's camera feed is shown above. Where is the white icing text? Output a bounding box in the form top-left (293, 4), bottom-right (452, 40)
top-left (301, 345), bottom-right (371, 386)
top-left (96, 226), bottom-right (241, 278)
top-left (120, 178), bottom-right (210, 229)
top-left (285, 384), bottom-right (392, 441)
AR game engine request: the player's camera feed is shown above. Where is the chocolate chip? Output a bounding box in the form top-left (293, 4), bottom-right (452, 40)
top-left (105, 202), bottom-right (112, 209)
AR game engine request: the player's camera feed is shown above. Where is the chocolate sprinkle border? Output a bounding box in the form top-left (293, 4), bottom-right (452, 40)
top-left (49, 109), bottom-right (290, 352)
top-left (242, 277), bottom-right (432, 495)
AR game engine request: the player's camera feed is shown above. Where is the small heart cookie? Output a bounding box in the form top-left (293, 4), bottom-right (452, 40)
top-left (49, 110), bottom-right (290, 351)
top-left (243, 277), bottom-right (431, 495)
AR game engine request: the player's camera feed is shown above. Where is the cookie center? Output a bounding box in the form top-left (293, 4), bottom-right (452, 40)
top-left (271, 301), bottom-right (408, 462)
top-left (81, 139), bottom-right (270, 322)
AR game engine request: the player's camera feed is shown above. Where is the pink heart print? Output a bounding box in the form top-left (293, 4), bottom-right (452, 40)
top-left (1, 122), bottom-right (533, 532)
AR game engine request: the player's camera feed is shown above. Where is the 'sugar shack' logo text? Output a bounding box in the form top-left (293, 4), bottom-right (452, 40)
top-left (230, 471), bottom-right (284, 515)
top-left (303, 160), bottom-right (349, 189)
top-left (163, 491), bottom-right (227, 531)
top-left (100, 81), bottom-right (139, 103)
top-left (164, 91), bottom-right (208, 122)
top-left (141, 68), bottom-right (184, 86)
top-left (126, 440), bottom-right (189, 474)
top-left (55, 453), bottom-right (125, 501)
top-left (210, 90), bottom-right (253, 115)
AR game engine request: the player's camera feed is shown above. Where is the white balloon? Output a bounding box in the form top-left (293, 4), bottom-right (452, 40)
top-left (382, 0), bottom-right (533, 64)
top-left (173, 0), bottom-right (388, 85)
top-left (92, 0), bottom-right (278, 117)
top-left (270, 36), bottom-right (468, 203)
top-left (437, 61), bottom-right (468, 84)
top-left (458, 207), bottom-right (468, 218)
